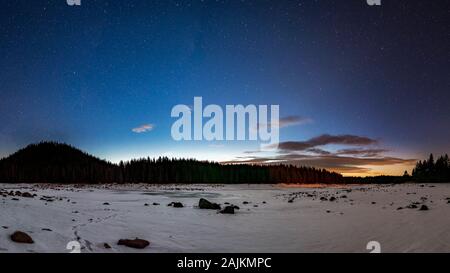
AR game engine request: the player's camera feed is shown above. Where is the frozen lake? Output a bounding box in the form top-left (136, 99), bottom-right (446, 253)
top-left (1, 183), bottom-right (450, 253)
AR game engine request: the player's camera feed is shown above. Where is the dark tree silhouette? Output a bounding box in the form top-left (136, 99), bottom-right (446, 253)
top-left (0, 142), bottom-right (343, 184)
top-left (412, 153), bottom-right (450, 182)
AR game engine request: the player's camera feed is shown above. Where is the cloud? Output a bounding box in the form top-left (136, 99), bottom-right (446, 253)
top-left (222, 154), bottom-right (416, 172)
top-left (132, 124), bottom-right (154, 133)
top-left (335, 148), bottom-right (389, 157)
top-left (271, 134), bottom-right (378, 151)
top-left (225, 133), bottom-right (414, 176)
top-left (257, 116), bottom-right (312, 130)
top-left (276, 116), bottom-right (313, 128)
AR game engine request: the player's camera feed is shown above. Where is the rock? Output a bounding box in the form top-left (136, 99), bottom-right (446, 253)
top-left (103, 202), bottom-right (110, 205)
top-left (419, 205), bottom-right (429, 211)
top-left (152, 203), bottom-right (160, 206)
top-left (262, 201), bottom-right (267, 204)
top-left (104, 243), bottom-right (112, 249)
top-left (42, 228), bottom-right (52, 232)
top-left (371, 202), bottom-right (376, 204)
top-left (341, 195), bottom-right (347, 198)
top-left (220, 206), bottom-right (235, 214)
top-left (21, 192), bottom-right (34, 198)
top-left (198, 198), bottom-right (221, 210)
top-left (10, 231), bottom-right (34, 244)
top-left (397, 207), bottom-right (403, 210)
top-left (406, 204), bottom-right (418, 209)
top-left (168, 202), bottom-right (183, 208)
top-left (243, 201), bottom-right (249, 205)
top-left (288, 199), bottom-right (294, 203)
top-left (329, 197), bottom-right (337, 202)
top-left (117, 238), bottom-right (150, 249)
top-left (320, 197), bottom-right (328, 201)
top-left (144, 203), bottom-right (149, 206)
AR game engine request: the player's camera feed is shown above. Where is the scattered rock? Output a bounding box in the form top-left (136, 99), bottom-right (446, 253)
top-left (21, 192), bottom-right (34, 198)
top-left (198, 198), bottom-right (221, 210)
top-left (117, 238), bottom-right (150, 249)
top-left (168, 202), bottom-right (183, 208)
top-left (10, 231), bottom-right (34, 244)
top-left (220, 206), bottom-right (235, 214)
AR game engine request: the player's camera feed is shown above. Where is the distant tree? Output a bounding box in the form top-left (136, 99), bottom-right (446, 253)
top-left (0, 142), bottom-right (344, 184)
top-left (412, 153), bottom-right (450, 182)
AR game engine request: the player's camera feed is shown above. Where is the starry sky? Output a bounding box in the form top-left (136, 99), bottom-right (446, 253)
top-left (0, 0), bottom-right (449, 176)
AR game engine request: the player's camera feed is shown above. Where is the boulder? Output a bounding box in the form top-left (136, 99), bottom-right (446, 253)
top-left (220, 206), bottom-right (235, 214)
top-left (198, 198), bottom-right (221, 210)
top-left (11, 231), bottom-right (34, 244)
top-left (117, 238), bottom-right (150, 249)
top-left (168, 202), bottom-right (184, 208)
top-left (21, 192), bottom-right (34, 198)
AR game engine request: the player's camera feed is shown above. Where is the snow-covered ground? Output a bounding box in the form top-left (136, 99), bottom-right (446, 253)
top-left (1, 183), bottom-right (450, 253)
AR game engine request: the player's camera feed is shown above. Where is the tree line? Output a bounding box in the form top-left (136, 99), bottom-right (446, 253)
top-left (412, 154), bottom-right (450, 182)
top-left (0, 142), bottom-right (343, 184)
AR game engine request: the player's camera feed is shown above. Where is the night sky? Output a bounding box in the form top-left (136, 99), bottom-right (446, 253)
top-left (0, 0), bottom-right (449, 176)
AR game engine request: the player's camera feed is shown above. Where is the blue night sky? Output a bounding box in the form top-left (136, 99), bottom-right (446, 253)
top-left (0, 0), bottom-right (449, 176)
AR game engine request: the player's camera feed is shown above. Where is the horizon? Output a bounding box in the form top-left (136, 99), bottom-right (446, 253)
top-left (2, 140), bottom-right (447, 178)
top-left (1, 0), bottom-right (449, 177)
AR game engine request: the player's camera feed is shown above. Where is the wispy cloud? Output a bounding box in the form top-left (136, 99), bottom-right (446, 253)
top-left (132, 124), bottom-right (154, 133)
top-left (270, 134), bottom-right (378, 151)
top-left (258, 115), bottom-right (312, 130)
top-left (225, 133), bottom-right (415, 176)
